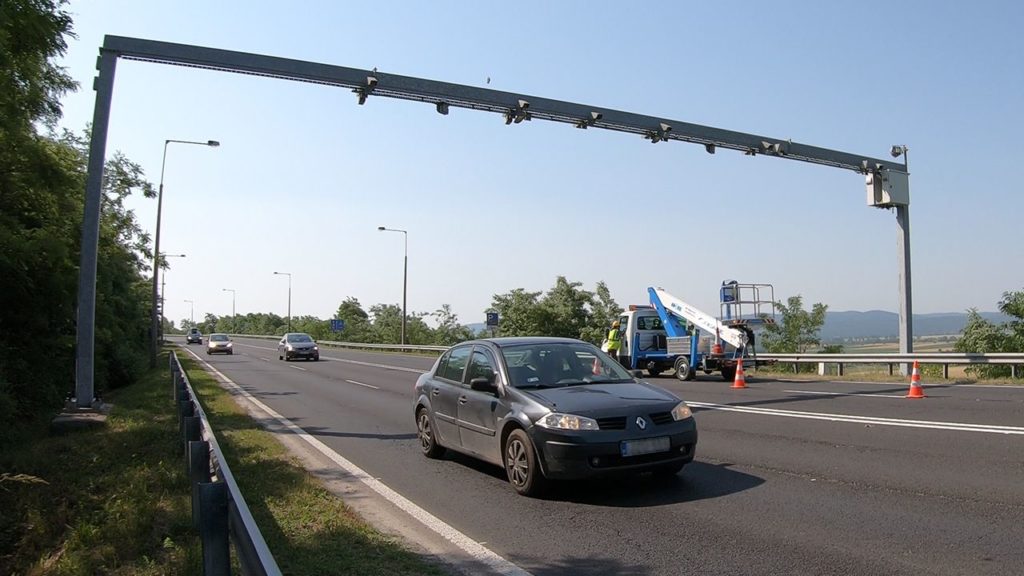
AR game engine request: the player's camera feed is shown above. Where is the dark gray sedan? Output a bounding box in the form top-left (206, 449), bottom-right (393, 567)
top-left (277, 332), bottom-right (320, 361)
top-left (413, 337), bottom-right (697, 496)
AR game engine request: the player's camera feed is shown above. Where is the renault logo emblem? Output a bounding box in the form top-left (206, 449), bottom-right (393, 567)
top-left (636, 416), bottom-right (647, 430)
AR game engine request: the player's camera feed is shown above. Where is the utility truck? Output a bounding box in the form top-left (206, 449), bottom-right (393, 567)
top-left (612, 281), bottom-right (776, 381)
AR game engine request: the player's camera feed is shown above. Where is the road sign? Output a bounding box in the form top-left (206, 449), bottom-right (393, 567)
top-left (330, 319), bottom-right (345, 332)
top-left (486, 312), bottom-right (499, 327)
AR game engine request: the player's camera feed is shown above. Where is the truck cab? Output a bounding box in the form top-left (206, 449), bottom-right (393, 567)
top-left (613, 305), bottom-right (678, 377)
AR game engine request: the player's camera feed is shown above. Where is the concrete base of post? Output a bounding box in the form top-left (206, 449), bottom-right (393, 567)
top-left (50, 400), bottom-right (112, 434)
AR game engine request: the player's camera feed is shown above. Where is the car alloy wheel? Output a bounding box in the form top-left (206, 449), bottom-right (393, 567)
top-left (504, 429), bottom-right (545, 496)
top-left (416, 409), bottom-right (445, 458)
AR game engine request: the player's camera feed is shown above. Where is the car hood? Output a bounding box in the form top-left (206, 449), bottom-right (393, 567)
top-left (287, 341), bottom-right (315, 347)
top-left (522, 382), bottom-right (678, 413)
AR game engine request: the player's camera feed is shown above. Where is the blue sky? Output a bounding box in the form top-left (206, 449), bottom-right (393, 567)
top-left (57, 1), bottom-right (1024, 327)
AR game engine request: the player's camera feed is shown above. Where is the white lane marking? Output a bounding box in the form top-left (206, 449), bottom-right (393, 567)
top-left (236, 343), bottom-right (426, 374)
top-left (688, 401), bottom-right (1024, 435)
top-left (346, 379), bottom-right (380, 390)
top-left (179, 347), bottom-right (531, 576)
top-left (783, 389), bottom-right (907, 399)
top-left (289, 366), bottom-right (308, 372)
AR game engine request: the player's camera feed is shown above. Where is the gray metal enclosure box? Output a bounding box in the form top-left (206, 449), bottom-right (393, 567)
top-left (866, 170), bottom-right (910, 207)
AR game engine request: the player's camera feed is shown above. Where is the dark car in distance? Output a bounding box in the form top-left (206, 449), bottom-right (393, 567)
top-left (413, 337), bottom-right (697, 496)
top-left (186, 328), bottom-right (202, 344)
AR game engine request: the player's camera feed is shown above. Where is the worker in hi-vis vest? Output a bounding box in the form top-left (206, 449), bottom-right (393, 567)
top-left (606, 320), bottom-right (623, 364)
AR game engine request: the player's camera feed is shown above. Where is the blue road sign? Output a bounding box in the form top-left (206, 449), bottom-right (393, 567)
top-left (486, 312), bottom-right (499, 327)
top-left (330, 319), bottom-right (345, 332)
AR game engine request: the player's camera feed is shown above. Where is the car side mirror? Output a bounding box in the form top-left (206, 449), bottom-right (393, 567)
top-left (469, 377), bottom-right (498, 395)
top-left (630, 369), bottom-right (644, 379)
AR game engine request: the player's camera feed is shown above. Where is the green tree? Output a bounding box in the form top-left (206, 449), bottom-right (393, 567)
top-left (432, 304), bottom-right (473, 346)
top-left (761, 296), bottom-right (828, 372)
top-left (0, 0), bottom-right (156, 444)
top-left (489, 288), bottom-right (546, 336)
top-left (334, 297), bottom-right (372, 341)
top-left (954, 289), bottom-right (1024, 378)
top-left (538, 276), bottom-right (594, 339)
top-left (580, 281), bottom-right (621, 345)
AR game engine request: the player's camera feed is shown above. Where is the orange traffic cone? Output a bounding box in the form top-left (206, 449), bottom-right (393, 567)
top-left (905, 361), bottom-right (926, 398)
top-left (731, 358), bottom-right (747, 389)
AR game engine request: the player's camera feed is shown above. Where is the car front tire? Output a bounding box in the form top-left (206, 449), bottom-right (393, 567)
top-left (416, 408), bottom-right (446, 459)
top-left (504, 429), bottom-right (546, 497)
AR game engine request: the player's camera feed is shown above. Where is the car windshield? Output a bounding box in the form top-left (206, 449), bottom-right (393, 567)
top-left (210, 334), bottom-right (229, 342)
top-left (501, 342), bottom-right (634, 388)
top-left (189, 329), bottom-right (199, 334)
top-left (286, 334), bottom-right (313, 343)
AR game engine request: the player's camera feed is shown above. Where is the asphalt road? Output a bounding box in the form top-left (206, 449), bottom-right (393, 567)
top-left (181, 336), bottom-right (1024, 575)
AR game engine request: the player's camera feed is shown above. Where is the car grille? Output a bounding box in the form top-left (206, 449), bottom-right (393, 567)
top-left (596, 417), bottom-right (626, 430)
top-left (649, 412), bottom-right (673, 425)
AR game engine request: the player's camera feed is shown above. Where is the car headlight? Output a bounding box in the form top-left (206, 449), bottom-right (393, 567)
top-left (671, 401), bottom-right (693, 421)
top-left (286, 344), bottom-right (293, 351)
top-left (226, 342), bottom-right (232, 347)
top-left (536, 413), bottom-right (599, 431)
top-left (313, 345), bottom-right (318, 351)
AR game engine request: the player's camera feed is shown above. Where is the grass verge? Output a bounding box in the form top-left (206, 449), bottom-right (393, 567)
top-left (177, 351), bottom-right (446, 576)
top-left (0, 350), bottom-right (200, 575)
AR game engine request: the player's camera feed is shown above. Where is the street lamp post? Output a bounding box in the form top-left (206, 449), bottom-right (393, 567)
top-left (222, 288), bottom-right (236, 317)
top-left (150, 138), bottom-right (219, 368)
top-left (273, 272), bottom-right (292, 332)
top-left (184, 299), bottom-right (195, 325)
top-left (158, 253), bottom-right (186, 341)
top-left (377, 226), bottom-right (408, 346)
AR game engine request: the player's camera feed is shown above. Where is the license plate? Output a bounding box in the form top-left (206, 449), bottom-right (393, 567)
top-left (620, 436), bottom-right (670, 457)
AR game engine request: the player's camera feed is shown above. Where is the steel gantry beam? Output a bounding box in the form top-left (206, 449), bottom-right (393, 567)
top-left (74, 35), bottom-right (914, 404)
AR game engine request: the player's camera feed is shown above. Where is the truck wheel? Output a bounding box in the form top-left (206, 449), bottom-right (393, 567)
top-left (674, 357), bottom-right (694, 381)
top-left (721, 367), bottom-right (736, 382)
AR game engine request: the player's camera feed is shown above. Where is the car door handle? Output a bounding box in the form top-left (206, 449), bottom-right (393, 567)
top-left (431, 388), bottom-right (441, 396)
top-left (458, 395), bottom-right (469, 404)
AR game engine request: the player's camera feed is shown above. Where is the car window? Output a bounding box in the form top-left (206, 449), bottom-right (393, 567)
top-left (502, 342), bottom-right (634, 387)
top-left (467, 350), bottom-right (497, 384)
top-left (286, 334), bottom-right (313, 343)
top-left (211, 334), bottom-right (229, 342)
top-left (636, 316), bottom-right (663, 330)
top-left (440, 346), bottom-right (471, 382)
top-left (434, 351), bottom-right (450, 378)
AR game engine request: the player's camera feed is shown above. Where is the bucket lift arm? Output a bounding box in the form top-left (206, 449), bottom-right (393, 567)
top-left (649, 287), bottom-right (748, 349)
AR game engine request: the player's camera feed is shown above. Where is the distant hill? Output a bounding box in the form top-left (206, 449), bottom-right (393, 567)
top-left (820, 311), bottom-right (1011, 342)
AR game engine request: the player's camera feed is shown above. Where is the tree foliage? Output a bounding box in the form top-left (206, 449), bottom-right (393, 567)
top-left (954, 289), bottom-right (1024, 378)
top-left (1, 0), bottom-right (154, 445)
top-left (489, 277), bottom-right (620, 344)
top-left (761, 295), bottom-right (828, 351)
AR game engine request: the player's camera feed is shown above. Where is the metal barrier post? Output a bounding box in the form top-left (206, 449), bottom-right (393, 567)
top-left (189, 441), bottom-right (211, 530)
top-left (183, 416), bottom-right (201, 462)
top-left (838, 363), bottom-right (845, 377)
top-left (198, 481), bottom-right (231, 575)
top-left (1013, 365), bottom-right (1019, 379)
top-left (178, 399), bottom-right (195, 452)
top-left (943, 364), bottom-right (950, 379)
top-left (888, 363), bottom-right (894, 376)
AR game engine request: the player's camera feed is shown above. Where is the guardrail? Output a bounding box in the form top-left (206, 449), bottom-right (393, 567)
top-left (755, 353), bottom-right (1024, 379)
top-left (170, 351), bottom-right (283, 576)
top-left (221, 334), bottom-right (1022, 379)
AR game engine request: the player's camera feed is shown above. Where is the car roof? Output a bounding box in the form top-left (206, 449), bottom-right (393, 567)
top-left (459, 336), bottom-right (591, 348)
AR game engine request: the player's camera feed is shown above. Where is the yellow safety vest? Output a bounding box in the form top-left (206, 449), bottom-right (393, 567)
top-left (607, 329), bottom-right (621, 351)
